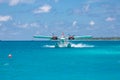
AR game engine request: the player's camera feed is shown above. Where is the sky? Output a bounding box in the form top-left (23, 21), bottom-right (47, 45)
top-left (0, 0), bottom-right (120, 40)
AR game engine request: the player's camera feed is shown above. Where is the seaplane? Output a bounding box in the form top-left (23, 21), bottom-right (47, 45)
top-left (33, 33), bottom-right (92, 48)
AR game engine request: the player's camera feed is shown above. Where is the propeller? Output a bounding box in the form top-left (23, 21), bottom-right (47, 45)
top-left (68, 34), bottom-right (75, 40)
top-left (51, 33), bottom-right (58, 40)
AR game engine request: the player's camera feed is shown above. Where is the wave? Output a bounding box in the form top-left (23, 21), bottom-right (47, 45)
top-left (71, 43), bottom-right (94, 48)
top-left (43, 45), bottom-right (55, 48)
top-left (43, 43), bottom-right (94, 48)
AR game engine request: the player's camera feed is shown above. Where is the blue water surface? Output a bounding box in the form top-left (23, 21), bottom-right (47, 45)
top-left (0, 41), bottom-right (120, 80)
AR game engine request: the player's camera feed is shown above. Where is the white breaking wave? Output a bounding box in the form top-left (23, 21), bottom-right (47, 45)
top-left (43, 43), bottom-right (94, 48)
top-left (71, 43), bottom-right (94, 48)
top-left (43, 45), bottom-right (55, 48)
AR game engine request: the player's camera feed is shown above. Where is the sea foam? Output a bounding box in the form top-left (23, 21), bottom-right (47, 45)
top-left (71, 43), bottom-right (94, 48)
top-left (43, 43), bottom-right (94, 48)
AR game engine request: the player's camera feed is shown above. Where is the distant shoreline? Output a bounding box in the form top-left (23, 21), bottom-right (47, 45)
top-left (77, 37), bottom-right (120, 41)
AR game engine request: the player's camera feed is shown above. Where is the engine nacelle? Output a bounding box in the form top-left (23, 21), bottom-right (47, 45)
top-left (51, 36), bottom-right (58, 40)
top-left (68, 36), bottom-right (75, 40)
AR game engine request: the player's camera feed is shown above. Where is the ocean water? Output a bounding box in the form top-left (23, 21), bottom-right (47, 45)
top-left (0, 41), bottom-right (120, 80)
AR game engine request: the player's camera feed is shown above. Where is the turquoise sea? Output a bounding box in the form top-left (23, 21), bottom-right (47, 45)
top-left (0, 41), bottom-right (120, 80)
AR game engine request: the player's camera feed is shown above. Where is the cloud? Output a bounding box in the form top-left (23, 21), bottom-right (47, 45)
top-left (89, 20), bottom-right (95, 26)
top-left (30, 23), bottom-right (39, 27)
top-left (106, 17), bottom-right (115, 22)
top-left (71, 9), bottom-right (81, 15)
top-left (13, 22), bottom-right (29, 28)
top-left (0, 15), bottom-right (12, 22)
top-left (44, 25), bottom-right (48, 29)
top-left (84, 4), bottom-right (90, 12)
top-left (33, 4), bottom-right (52, 14)
top-left (19, 23), bottom-right (29, 28)
top-left (0, 0), bottom-right (35, 6)
top-left (54, 0), bottom-right (59, 3)
top-left (72, 21), bottom-right (77, 26)
top-left (35, 31), bottom-right (40, 35)
top-left (86, 0), bottom-right (101, 4)
top-left (9, 0), bottom-right (20, 6)
top-left (14, 22), bottom-right (39, 28)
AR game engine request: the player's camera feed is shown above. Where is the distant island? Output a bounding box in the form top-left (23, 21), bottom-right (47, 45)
top-left (78, 37), bottom-right (120, 41)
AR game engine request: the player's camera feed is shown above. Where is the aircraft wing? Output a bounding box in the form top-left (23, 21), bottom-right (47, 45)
top-left (33, 35), bottom-right (52, 39)
top-left (74, 35), bottom-right (92, 39)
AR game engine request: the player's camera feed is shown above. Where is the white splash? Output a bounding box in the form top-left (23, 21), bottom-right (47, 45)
top-left (43, 43), bottom-right (94, 48)
top-left (43, 45), bottom-right (55, 48)
top-left (71, 43), bottom-right (94, 48)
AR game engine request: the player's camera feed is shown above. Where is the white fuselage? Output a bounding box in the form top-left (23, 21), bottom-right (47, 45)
top-left (56, 37), bottom-right (71, 48)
